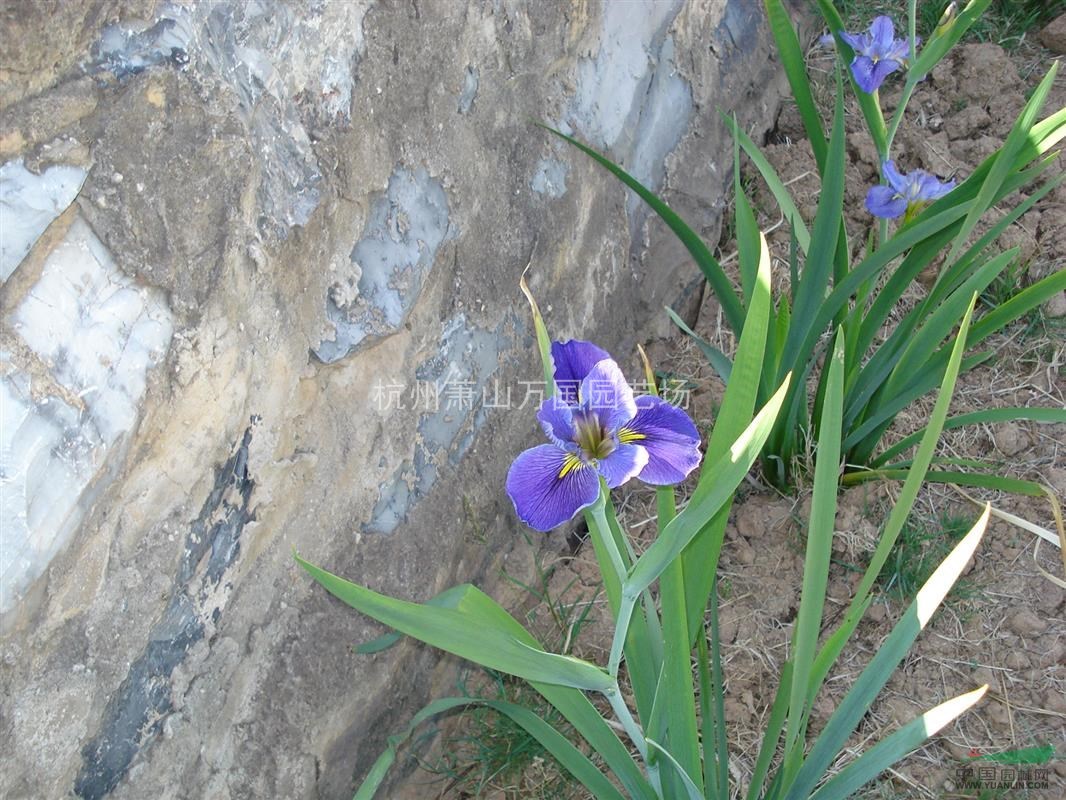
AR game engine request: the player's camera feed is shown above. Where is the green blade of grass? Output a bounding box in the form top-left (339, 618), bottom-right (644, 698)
top-left (520, 268), bottom-right (556, 398)
top-left (735, 117), bottom-right (762, 308)
top-left (781, 330), bottom-right (845, 787)
top-left (806, 686), bottom-right (988, 800)
top-left (722, 113), bottom-right (811, 254)
top-left (334, 576), bottom-right (657, 799)
top-left (765, 0), bottom-right (828, 169)
top-left (540, 124), bottom-right (745, 333)
top-left (655, 486), bottom-right (703, 797)
top-left (645, 739), bottom-right (705, 800)
top-left (807, 295), bottom-right (978, 709)
top-left (329, 571), bottom-right (658, 800)
top-left (682, 236), bottom-right (775, 639)
top-left (872, 407), bottom-right (1066, 468)
top-left (842, 352), bottom-right (990, 460)
top-left (540, 686), bottom-right (659, 800)
top-left (782, 507), bottom-right (991, 800)
top-left (849, 265), bottom-right (1066, 462)
top-left (779, 81), bottom-right (845, 383)
top-left (631, 376), bottom-right (790, 602)
top-left (666, 306), bottom-right (732, 384)
top-left (925, 170), bottom-right (1062, 309)
top-left (696, 629), bottom-right (716, 798)
top-left (707, 576), bottom-right (729, 800)
top-left (843, 469), bottom-right (1048, 497)
top-left (745, 661), bottom-right (794, 800)
top-left (353, 695), bottom-right (629, 800)
top-left (844, 248), bottom-right (1018, 433)
top-left (354, 583), bottom-right (474, 654)
top-left (967, 267), bottom-right (1066, 343)
top-left (771, 294), bottom-right (792, 385)
top-left (297, 559), bottom-right (613, 692)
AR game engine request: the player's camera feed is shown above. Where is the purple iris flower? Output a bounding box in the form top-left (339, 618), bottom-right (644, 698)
top-left (506, 340), bottom-right (702, 532)
top-left (865, 160), bottom-right (956, 220)
top-left (839, 16), bottom-right (914, 93)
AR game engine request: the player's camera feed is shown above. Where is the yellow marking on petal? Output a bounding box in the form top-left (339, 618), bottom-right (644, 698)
top-left (558, 452), bottom-right (584, 479)
top-left (618, 427), bottom-right (646, 444)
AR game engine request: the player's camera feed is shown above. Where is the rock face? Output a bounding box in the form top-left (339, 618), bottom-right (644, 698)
top-left (0, 1), bottom-right (799, 797)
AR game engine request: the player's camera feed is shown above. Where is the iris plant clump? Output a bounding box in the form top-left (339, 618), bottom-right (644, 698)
top-left (296, 2), bottom-right (1065, 798)
top-left (299, 271), bottom-right (994, 800)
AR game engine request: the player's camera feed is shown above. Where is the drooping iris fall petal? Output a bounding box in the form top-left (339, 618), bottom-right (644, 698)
top-left (623, 395), bottom-right (703, 485)
top-left (595, 444), bottom-right (649, 489)
top-left (506, 444), bottom-right (600, 531)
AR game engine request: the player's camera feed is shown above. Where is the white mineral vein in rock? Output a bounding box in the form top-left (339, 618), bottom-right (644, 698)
top-left (568, 0), bottom-right (684, 151)
top-left (0, 216), bottom-right (173, 613)
top-left (0, 160), bottom-right (88, 281)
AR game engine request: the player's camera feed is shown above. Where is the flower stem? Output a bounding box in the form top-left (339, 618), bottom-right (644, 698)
top-left (588, 489), bottom-right (628, 594)
top-left (606, 683), bottom-right (648, 761)
top-left (588, 488), bottom-right (634, 679)
top-left (607, 596), bottom-right (635, 679)
top-left (885, 0), bottom-right (919, 157)
top-left (605, 684), bottom-right (663, 797)
top-left (907, 0), bottom-right (917, 64)
top-left (884, 80), bottom-right (916, 157)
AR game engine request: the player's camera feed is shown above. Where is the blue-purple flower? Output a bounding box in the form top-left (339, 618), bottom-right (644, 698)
top-left (506, 340), bottom-right (702, 531)
top-left (865, 159), bottom-right (956, 221)
top-left (839, 16), bottom-right (914, 93)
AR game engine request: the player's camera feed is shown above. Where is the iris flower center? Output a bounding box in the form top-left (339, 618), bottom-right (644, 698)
top-left (572, 410), bottom-right (616, 461)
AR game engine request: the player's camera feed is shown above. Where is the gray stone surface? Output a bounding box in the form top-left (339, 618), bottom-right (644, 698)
top-left (0, 0), bottom-right (802, 797)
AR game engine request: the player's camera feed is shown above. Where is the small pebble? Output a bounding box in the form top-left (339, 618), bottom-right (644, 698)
top-left (1004, 650), bottom-right (1030, 670)
top-left (1007, 608), bottom-right (1047, 637)
top-left (1043, 291), bottom-right (1066, 319)
top-left (993, 422), bottom-right (1028, 456)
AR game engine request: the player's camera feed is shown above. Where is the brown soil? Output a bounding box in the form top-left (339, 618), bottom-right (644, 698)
top-left (397, 39), bottom-right (1066, 800)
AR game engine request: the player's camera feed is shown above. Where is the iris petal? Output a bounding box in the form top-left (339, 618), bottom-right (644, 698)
top-left (850, 56), bottom-right (879, 93)
top-left (625, 395), bottom-right (702, 485)
top-left (506, 444), bottom-right (600, 531)
top-left (596, 443), bottom-right (649, 489)
top-left (837, 30), bottom-right (864, 51)
top-left (869, 15), bottom-right (895, 49)
top-left (916, 172), bottom-right (955, 201)
top-left (882, 160), bottom-right (908, 193)
top-left (886, 38), bottom-right (911, 63)
top-left (865, 185), bottom-right (907, 219)
top-left (551, 340), bottom-right (611, 401)
top-left (870, 58), bottom-right (900, 90)
top-left (580, 359), bottom-right (637, 432)
top-left (537, 396), bottom-right (575, 447)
